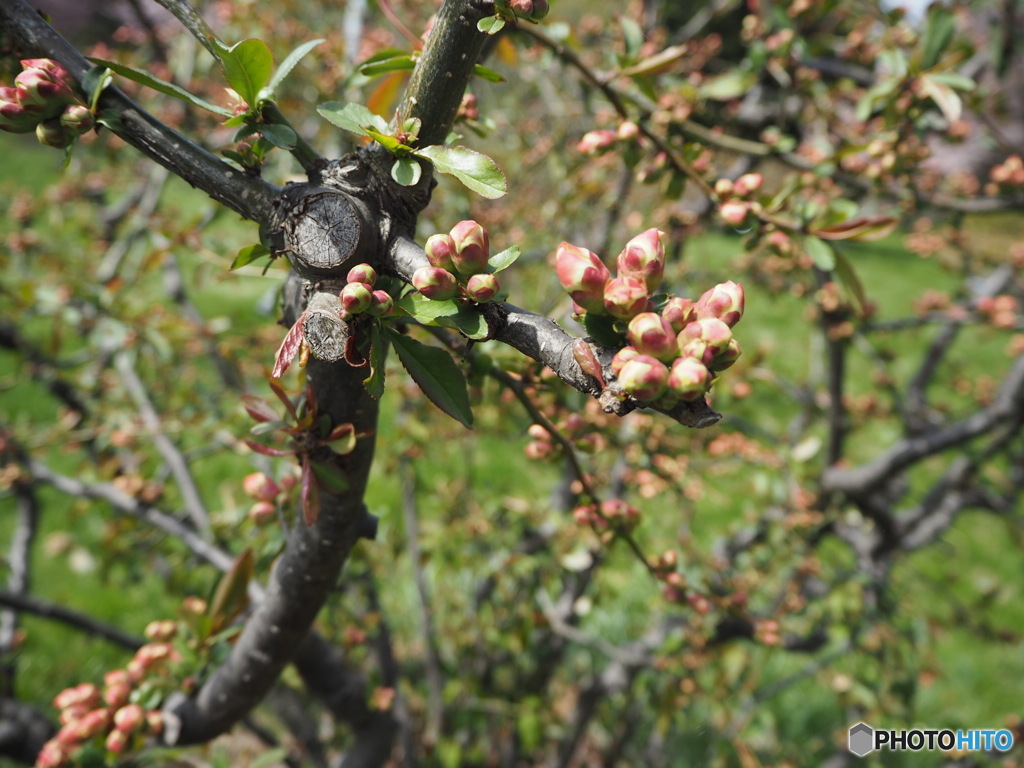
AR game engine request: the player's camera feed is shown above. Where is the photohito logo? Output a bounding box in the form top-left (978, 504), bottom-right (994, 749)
top-left (848, 722), bottom-right (1015, 757)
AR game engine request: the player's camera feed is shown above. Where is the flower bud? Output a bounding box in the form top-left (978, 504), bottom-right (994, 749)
top-left (719, 200), bottom-right (751, 226)
top-left (412, 266), bottom-right (458, 300)
top-left (524, 440), bottom-right (554, 460)
top-left (661, 297), bottom-right (696, 332)
top-left (181, 596), bottom-right (206, 615)
top-left (509, 0), bottom-right (534, 15)
top-left (616, 354), bottom-right (669, 401)
top-left (20, 58), bottom-right (73, 82)
top-left (14, 68), bottom-right (76, 115)
top-left (616, 121), bottom-right (639, 141)
top-left (242, 472), bottom-right (280, 502)
top-left (59, 104), bottom-right (94, 136)
top-left (711, 338), bottom-right (742, 370)
top-left (531, 0), bottom-right (550, 17)
top-left (627, 312), bottom-right (677, 362)
top-left (668, 357), bottom-right (712, 401)
top-left (424, 233), bottom-right (457, 271)
top-left (449, 220), bottom-right (490, 276)
top-left (248, 500), bottom-right (277, 525)
top-left (105, 728), bottom-right (129, 755)
top-left (35, 118), bottom-right (74, 148)
top-left (603, 275), bottom-right (649, 320)
top-left (713, 178), bottom-right (733, 197)
top-left (695, 280), bottom-right (745, 327)
top-left (599, 499), bottom-right (641, 531)
top-left (555, 242), bottom-right (610, 314)
top-left (53, 683), bottom-right (99, 712)
top-left (346, 263), bottom-right (377, 286)
top-left (340, 281), bottom-right (373, 314)
top-left (367, 289), bottom-right (394, 317)
top-left (610, 345), bottom-right (640, 376)
top-left (679, 337), bottom-right (714, 367)
top-left (144, 620), bottom-right (177, 642)
top-left (35, 741), bottom-right (70, 768)
top-left (0, 87), bottom-right (38, 133)
top-left (113, 704), bottom-right (145, 734)
top-left (677, 317), bottom-right (733, 358)
top-left (145, 710), bottom-right (164, 735)
top-left (465, 273), bottom-right (500, 303)
top-left (103, 682), bottom-right (131, 709)
top-left (74, 708), bottom-right (111, 740)
top-left (576, 129), bottom-right (617, 155)
top-left (733, 172), bottom-right (763, 196)
top-left (616, 228), bottom-right (666, 293)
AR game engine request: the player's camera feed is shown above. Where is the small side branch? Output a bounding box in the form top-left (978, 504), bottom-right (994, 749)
top-left (0, 590), bottom-right (142, 651)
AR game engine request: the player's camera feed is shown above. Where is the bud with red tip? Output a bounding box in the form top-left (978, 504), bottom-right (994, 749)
top-left (53, 683), bottom-right (99, 713)
top-left (35, 740), bottom-right (70, 768)
top-left (449, 220), bottom-right (490, 276)
top-left (465, 273), bottom-right (500, 303)
top-left (662, 297), bottom-right (696, 332)
top-left (248, 500), bottom-right (277, 525)
top-left (242, 472), bottom-right (280, 502)
top-left (616, 354), bottom-right (669, 401)
top-left (144, 620), bottom-right (177, 642)
top-left (59, 104), bottom-right (94, 136)
top-left (0, 87), bottom-right (38, 133)
top-left (509, 0), bottom-right (534, 15)
top-left (36, 119), bottom-right (73, 148)
top-left (74, 708), bottom-right (112, 740)
top-left (14, 66), bottom-right (77, 115)
top-left (719, 200), bottom-right (751, 226)
top-left (20, 58), bottom-right (73, 81)
top-left (367, 290), bottom-right (394, 317)
top-left (603, 275), bottom-right (649, 320)
top-left (677, 317), bottom-right (733, 359)
top-left (346, 263), bottom-right (377, 286)
top-left (145, 710), bottom-right (164, 735)
top-left (113, 704), bottom-right (145, 734)
top-left (105, 728), bottom-right (130, 755)
top-left (668, 357), bottom-right (712, 400)
top-left (695, 280), bottom-right (745, 327)
top-left (611, 345), bottom-right (641, 377)
top-left (412, 266), bottom-right (458, 300)
top-left (712, 338), bottom-right (742, 370)
top-left (424, 233), bottom-right (457, 271)
top-left (616, 228), bottom-right (666, 293)
top-left (733, 172), bottom-right (763, 196)
top-left (627, 312), bottom-right (677, 362)
top-left (576, 129), bottom-right (617, 155)
top-left (340, 281), bottom-right (373, 314)
top-left (555, 242), bottom-right (610, 314)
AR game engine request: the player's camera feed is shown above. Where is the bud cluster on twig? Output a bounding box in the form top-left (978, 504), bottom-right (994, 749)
top-left (415, 220), bottom-right (504, 303)
top-left (339, 263), bottom-right (394, 319)
top-left (0, 59), bottom-right (94, 149)
top-left (555, 229), bottom-right (745, 407)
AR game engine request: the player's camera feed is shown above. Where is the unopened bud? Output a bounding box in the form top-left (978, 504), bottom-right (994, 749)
top-left (0, 87), bottom-right (37, 133)
top-left (53, 683), bottom-right (99, 712)
top-left (340, 281), bottom-right (373, 314)
top-left (412, 266), bottom-right (458, 300)
top-left (678, 317), bottom-right (733, 358)
top-left (555, 242), bottom-right (610, 314)
top-left (105, 728), bottom-right (129, 755)
top-left (144, 620), bottom-right (177, 642)
top-left (424, 233), bottom-right (457, 271)
top-left (35, 741), bottom-right (70, 768)
top-left (695, 280), bottom-right (745, 327)
top-left (145, 710), bottom-right (164, 735)
top-left (733, 172), bottom-right (763, 196)
top-left (248, 500), bottom-right (277, 525)
top-left (714, 178), bottom-right (734, 197)
top-left (367, 289), bottom-right (394, 317)
top-left (616, 354), bottom-right (669, 401)
top-left (59, 104), bottom-right (94, 136)
top-left (603, 275), bottom-right (649, 320)
top-left (35, 118), bottom-right (74, 148)
top-left (242, 472), bottom-right (280, 501)
top-left (181, 596), bottom-right (206, 615)
top-left (668, 357), bottom-right (712, 400)
top-left (627, 312), bottom-right (677, 362)
top-left (346, 263), bottom-right (377, 286)
top-left (103, 681), bottom-right (131, 709)
top-left (616, 228), bottom-right (666, 293)
top-left (531, 0), bottom-right (550, 19)
top-left (74, 708), bottom-right (111, 740)
top-left (719, 200), bottom-right (751, 226)
top-left (610, 345), bottom-right (641, 376)
top-left (509, 0), bottom-right (534, 15)
top-left (712, 338), bottom-right (742, 370)
top-left (576, 129), bottom-right (617, 155)
top-left (465, 272), bottom-right (500, 303)
top-left (617, 121), bottom-right (639, 140)
top-left (661, 297), bottom-right (696, 332)
top-left (449, 220), bottom-right (490, 275)
top-left (15, 68), bottom-right (76, 115)
top-left (113, 704), bottom-right (145, 734)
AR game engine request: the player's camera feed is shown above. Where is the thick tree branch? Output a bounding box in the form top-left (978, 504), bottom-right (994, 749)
top-left (0, 487), bottom-right (38, 694)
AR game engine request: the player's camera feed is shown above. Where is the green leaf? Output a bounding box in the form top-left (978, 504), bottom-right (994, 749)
top-left (391, 156), bottom-right (422, 186)
top-left (582, 313), bottom-right (627, 348)
top-left (698, 69), bottom-right (756, 101)
top-left (834, 250), bottom-right (868, 315)
top-left (82, 65), bottom-right (112, 112)
top-left (361, 47), bottom-right (412, 65)
top-left (311, 460), bottom-right (350, 492)
top-left (317, 101), bottom-right (388, 135)
top-left (473, 64), bottom-right (504, 83)
top-left (364, 126), bottom-right (410, 153)
top-left (258, 122), bottom-right (297, 149)
top-left (360, 56), bottom-right (416, 77)
top-left (215, 38), bottom-right (274, 107)
top-left (920, 3), bottom-right (955, 70)
top-left (804, 235), bottom-right (836, 271)
top-left (395, 293), bottom-right (488, 339)
top-left (919, 74), bottom-right (962, 123)
top-left (231, 243), bottom-right (271, 270)
top-left (364, 323), bottom-right (387, 399)
top-left (927, 71), bottom-right (975, 91)
top-left (265, 38), bottom-right (324, 96)
top-left (487, 245), bottom-right (520, 274)
top-left (389, 331), bottom-right (473, 428)
top-left (414, 144), bottom-right (507, 199)
top-left (208, 548), bottom-right (253, 635)
top-left (620, 17), bottom-right (644, 59)
top-left (87, 58), bottom-right (233, 116)
top-left (477, 16), bottom-right (506, 35)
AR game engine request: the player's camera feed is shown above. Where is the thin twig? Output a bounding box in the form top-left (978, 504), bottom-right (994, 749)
top-left (0, 590), bottom-right (142, 651)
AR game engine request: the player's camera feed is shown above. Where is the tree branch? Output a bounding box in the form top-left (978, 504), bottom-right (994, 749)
top-left (0, 590), bottom-right (142, 651)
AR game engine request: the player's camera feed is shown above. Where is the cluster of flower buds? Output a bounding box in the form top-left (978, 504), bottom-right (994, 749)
top-left (576, 121), bottom-right (640, 156)
top-left (505, 0), bottom-right (550, 20)
top-left (573, 498), bottom-right (642, 540)
top-left (415, 221), bottom-right (502, 303)
top-left (338, 263), bottom-right (394, 320)
top-left (715, 173), bottom-right (763, 226)
top-left (36, 625), bottom-right (177, 767)
top-left (523, 413), bottom-right (602, 461)
top-left (988, 155), bottom-right (1024, 194)
top-left (241, 470), bottom-right (298, 525)
top-left (976, 294), bottom-right (1018, 330)
top-left (555, 229), bottom-right (745, 405)
top-left (0, 59), bottom-right (94, 149)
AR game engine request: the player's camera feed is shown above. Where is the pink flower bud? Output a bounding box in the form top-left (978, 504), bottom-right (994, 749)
top-left (668, 357), bottom-right (712, 401)
top-left (367, 289), bottom-right (394, 317)
top-left (695, 280), bottom-right (745, 327)
top-left (35, 740), bottom-right (71, 768)
top-left (59, 104), bottom-right (94, 136)
top-left (465, 273), bottom-right (500, 303)
top-left (616, 354), bottom-right (669, 401)
top-left (599, 499), bottom-right (641, 531)
top-left (242, 472), bottom-right (280, 501)
top-left (53, 683), bottom-right (99, 712)
top-left (144, 620), bottom-right (177, 642)
top-left (346, 263), bottom-right (377, 286)
top-left (248, 500), bottom-right (277, 525)
top-left (677, 317), bottom-right (733, 358)
top-left (555, 242), bottom-right (610, 314)
top-left (103, 682), bottom-right (131, 709)
top-left (610, 345), bottom-right (641, 376)
top-left (340, 281), bottom-right (373, 314)
top-left (424, 233), bottom-right (457, 271)
top-left (524, 440), bottom-right (554, 461)
top-left (616, 121), bottom-right (640, 140)
top-left (105, 728), bottom-right (129, 755)
top-left (113, 704), bottom-right (145, 734)
top-left (603, 275), bottom-right (649, 320)
top-left (509, 0), bottom-right (534, 15)
top-left (679, 337), bottom-right (714, 367)
top-left (412, 266), bottom-right (458, 300)
top-left (181, 596), bottom-right (207, 615)
top-left (576, 129), bottom-right (617, 155)
top-left (20, 58), bottom-right (73, 82)
top-left (627, 312), bottom-right (677, 362)
top-left (0, 87), bottom-right (38, 133)
top-left (449, 220), bottom-right (490, 276)
top-left (74, 707), bottom-right (111, 739)
top-left (713, 178), bottom-right (733, 197)
top-left (35, 118), bottom-right (74, 148)
top-left (719, 200), bottom-right (751, 226)
top-left (104, 670), bottom-right (131, 688)
top-left (616, 228), bottom-right (666, 293)
top-left (14, 68), bottom-right (76, 115)
top-left (711, 338), bottom-right (742, 370)
top-left (661, 297), bottom-right (696, 332)
top-left (145, 710), bottom-right (164, 735)
top-left (733, 172), bottom-right (763, 196)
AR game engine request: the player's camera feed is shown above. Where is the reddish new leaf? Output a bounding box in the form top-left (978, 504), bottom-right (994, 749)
top-left (244, 439), bottom-right (295, 457)
top-left (268, 377), bottom-right (299, 421)
top-left (241, 395), bottom-right (278, 423)
top-left (273, 315), bottom-right (306, 379)
top-left (812, 216), bottom-right (898, 242)
top-left (301, 455), bottom-right (320, 525)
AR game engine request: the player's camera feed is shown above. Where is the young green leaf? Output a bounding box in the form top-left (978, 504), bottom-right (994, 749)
top-left (265, 38), bottom-right (325, 97)
top-left (87, 58), bottom-right (234, 116)
top-left (311, 460), bottom-right (350, 492)
top-left (414, 145), bottom-right (507, 199)
top-left (582, 313), bottom-right (627, 348)
top-left (217, 38), bottom-right (275, 107)
top-left (804, 235), bottom-right (836, 271)
top-left (82, 65), bottom-right (113, 112)
top-left (395, 293), bottom-right (488, 339)
top-left (364, 323), bottom-right (387, 399)
top-left (389, 331), bottom-right (474, 428)
top-left (920, 3), bottom-right (955, 70)
top-left (834, 251), bottom-right (868, 315)
top-left (478, 16), bottom-right (506, 35)
top-left (231, 243), bottom-right (272, 270)
top-left (364, 127), bottom-right (410, 153)
top-left (208, 548), bottom-right (253, 635)
top-left (360, 56), bottom-right (416, 77)
top-left (258, 122), bottom-right (298, 149)
top-left (487, 245), bottom-right (521, 274)
top-left (318, 101), bottom-right (389, 136)
top-left (392, 156), bottom-right (422, 186)
top-left (473, 64), bottom-right (504, 83)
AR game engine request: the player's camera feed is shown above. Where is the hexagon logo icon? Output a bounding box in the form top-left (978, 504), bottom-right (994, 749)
top-left (849, 722), bottom-right (874, 757)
